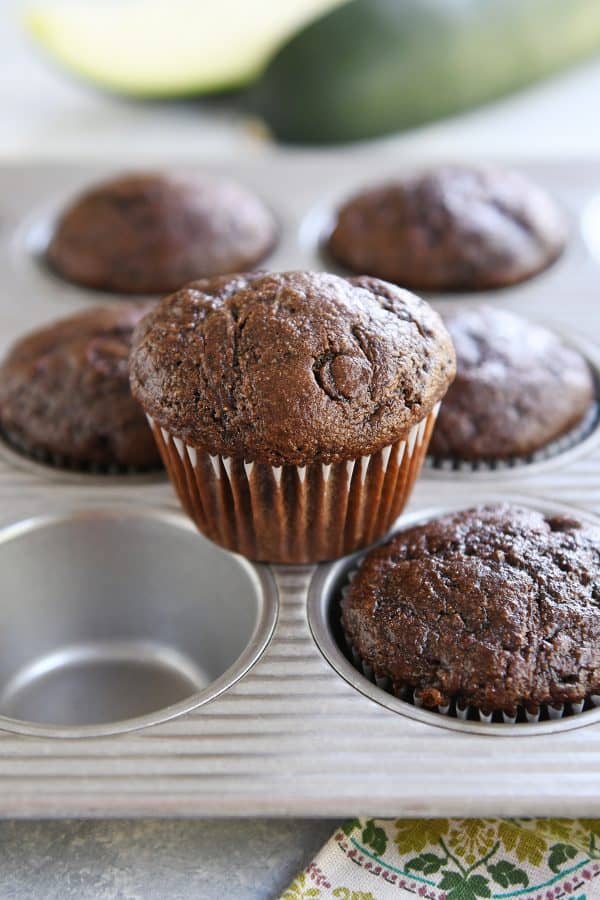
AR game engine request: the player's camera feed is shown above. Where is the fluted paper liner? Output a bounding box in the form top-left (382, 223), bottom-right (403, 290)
top-left (147, 403), bottom-right (440, 563)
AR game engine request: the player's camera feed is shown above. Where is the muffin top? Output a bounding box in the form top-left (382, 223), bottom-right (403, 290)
top-left (429, 307), bottom-right (596, 462)
top-left (341, 503), bottom-right (600, 714)
top-left (47, 172), bottom-right (277, 295)
top-left (327, 165), bottom-right (567, 291)
top-left (0, 303), bottom-right (162, 469)
top-left (130, 271), bottom-right (456, 465)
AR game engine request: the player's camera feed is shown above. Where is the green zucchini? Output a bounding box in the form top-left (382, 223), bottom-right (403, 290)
top-left (250, 0), bottom-right (600, 143)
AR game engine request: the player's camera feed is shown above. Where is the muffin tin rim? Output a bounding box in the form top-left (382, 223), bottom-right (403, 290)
top-left (0, 503), bottom-right (279, 739)
top-left (307, 493), bottom-right (600, 738)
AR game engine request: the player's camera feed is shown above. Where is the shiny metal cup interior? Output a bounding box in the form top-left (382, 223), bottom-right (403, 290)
top-left (0, 507), bottom-right (278, 737)
top-left (308, 497), bottom-right (600, 737)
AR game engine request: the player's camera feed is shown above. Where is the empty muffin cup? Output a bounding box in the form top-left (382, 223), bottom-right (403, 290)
top-left (0, 507), bottom-right (277, 736)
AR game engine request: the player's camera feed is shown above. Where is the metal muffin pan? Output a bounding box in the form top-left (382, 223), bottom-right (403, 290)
top-left (1, 158), bottom-right (600, 818)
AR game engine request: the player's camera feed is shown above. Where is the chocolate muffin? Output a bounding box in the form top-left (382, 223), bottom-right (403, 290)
top-left (130, 271), bottom-right (455, 562)
top-left (341, 503), bottom-right (600, 717)
top-left (429, 307), bottom-right (596, 463)
top-left (47, 172), bottom-right (277, 295)
top-left (0, 304), bottom-right (162, 470)
top-left (327, 165), bottom-right (567, 291)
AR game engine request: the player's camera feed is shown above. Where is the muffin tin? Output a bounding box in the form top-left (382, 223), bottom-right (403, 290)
top-left (1, 158), bottom-right (600, 818)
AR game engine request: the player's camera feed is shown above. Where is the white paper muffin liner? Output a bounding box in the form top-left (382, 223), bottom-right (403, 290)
top-left (427, 400), bottom-right (600, 473)
top-left (340, 570), bottom-right (598, 726)
top-left (146, 403), bottom-right (440, 563)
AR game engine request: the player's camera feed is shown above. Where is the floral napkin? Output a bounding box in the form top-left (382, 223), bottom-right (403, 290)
top-left (282, 818), bottom-right (600, 900)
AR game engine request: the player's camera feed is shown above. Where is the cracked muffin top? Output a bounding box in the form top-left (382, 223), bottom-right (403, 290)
top-left (47, 172), bottom-right (277, 295)
top-left (129, 271), bottom-right (456, 465)
top-left (0, 303), bottom-right (162, 469)
top-left (327, 165), bottom-right (567, 291)
top-left (429, 306), bottom-right (596, 462)
top-left (341, 503), bottom-right (600, 714)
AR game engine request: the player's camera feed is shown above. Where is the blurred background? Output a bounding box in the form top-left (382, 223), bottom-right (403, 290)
top-left (4, 0), bottom-right (600, 161)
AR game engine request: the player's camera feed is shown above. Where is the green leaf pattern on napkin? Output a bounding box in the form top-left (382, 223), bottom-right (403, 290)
top-left (283, 818), bottom-right (600, 899)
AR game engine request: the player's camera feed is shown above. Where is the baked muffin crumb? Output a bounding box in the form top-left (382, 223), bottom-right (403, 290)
top-left (430, 307), bottom-right (596, 461)
top-left (0, 304), bottom-right (161, 469)
top-left (130, 270), bottom-right (456, 465)
top-left (328, 165), bottom-right (567, 291)
top-left (47, 172), bottom-right (277, 294)
top-left (341, 503), bottom-right (600, 714)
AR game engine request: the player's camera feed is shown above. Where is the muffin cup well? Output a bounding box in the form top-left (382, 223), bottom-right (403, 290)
top-left (147, 403), bottom-right (440, 563)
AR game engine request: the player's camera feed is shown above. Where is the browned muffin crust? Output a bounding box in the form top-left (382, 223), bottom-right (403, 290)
top-left (130, 271), bottom-right (456, 466)
top-left (47, 172), bottom-right (277, 295)
top-left (430, 307), bottom-right (596, 461)
top-left (341, 504), bottom-right (600, 715)
top-left (0, 304), bottom-right (162, 469)
top-left (328, 165), bottom-right (567, 291)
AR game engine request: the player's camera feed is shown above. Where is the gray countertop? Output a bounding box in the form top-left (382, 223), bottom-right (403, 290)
top-left (0, 818), bottom-right (337, 899)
